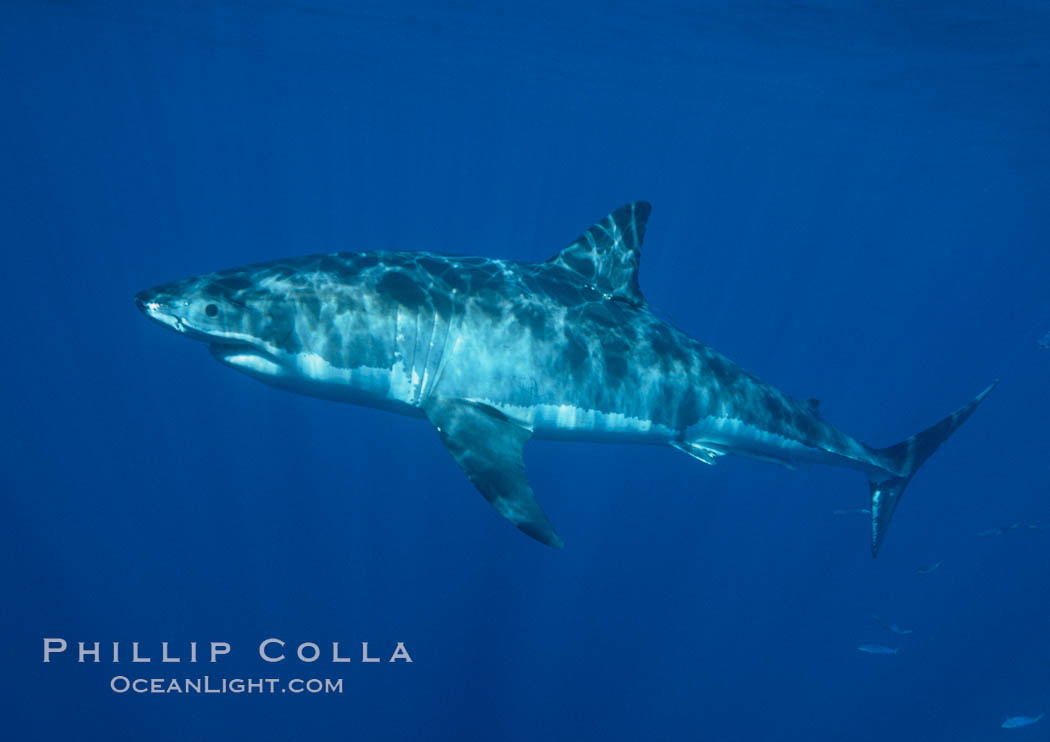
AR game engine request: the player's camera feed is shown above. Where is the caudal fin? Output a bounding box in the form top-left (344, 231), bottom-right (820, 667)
top-left (869, 382), bottom-right (997, 557)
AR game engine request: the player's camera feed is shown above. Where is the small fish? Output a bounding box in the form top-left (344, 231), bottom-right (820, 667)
top-left (872, 613), bottom-right (914, 635)
top-left (858, 644), bottom-right (898, 655)
top-left (1002, 712), bottom-right (1044, 729)
top-left (833, 508), bottom-right (871, 516)
top-left (1039, 330), bottom-right (1050, 350)
top-left (915, 560), bottom-right (943, 575)
top-left (979, 522), bottom-right (1037, 536)
top-left (979, 523), bottom-right (1019, 536)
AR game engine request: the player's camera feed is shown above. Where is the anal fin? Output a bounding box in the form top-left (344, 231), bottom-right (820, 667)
top-left (673, 439), bottom-right (797, 470)
top-left (671, 440), bottom-right (726, 465)
top-left (423, 398), bottom-right (564, 548)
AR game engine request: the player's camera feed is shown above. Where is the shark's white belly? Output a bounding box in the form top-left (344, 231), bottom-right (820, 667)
top-left (214, 346), bottom-right (426, 417)
top-left (460, 399), bottom-right (676, 443)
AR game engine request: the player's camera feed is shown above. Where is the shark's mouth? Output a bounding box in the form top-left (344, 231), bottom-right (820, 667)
top-left (208, 343), bottom-right (288, 379)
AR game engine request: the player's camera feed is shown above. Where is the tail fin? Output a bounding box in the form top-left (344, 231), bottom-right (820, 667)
top-left (869, 382), bottom-right (997, 557)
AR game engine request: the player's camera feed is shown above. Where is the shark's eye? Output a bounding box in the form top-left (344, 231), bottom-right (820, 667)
top-left (205, 303), bottom-right (219, 317)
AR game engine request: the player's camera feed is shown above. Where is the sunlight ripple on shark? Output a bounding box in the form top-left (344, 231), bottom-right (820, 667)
top-left (135, 202), bottom-right (995, 555)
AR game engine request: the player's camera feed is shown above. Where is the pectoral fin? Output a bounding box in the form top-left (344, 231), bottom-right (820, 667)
top-left (423, 398), bottom-right (564, 548)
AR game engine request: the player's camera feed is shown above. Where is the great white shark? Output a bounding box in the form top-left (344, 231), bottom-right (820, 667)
top-left (135, 202), bottom-right (994, 556)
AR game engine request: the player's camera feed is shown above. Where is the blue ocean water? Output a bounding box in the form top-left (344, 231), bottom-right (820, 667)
top-left (3, 1), bottom-right (1049, 739)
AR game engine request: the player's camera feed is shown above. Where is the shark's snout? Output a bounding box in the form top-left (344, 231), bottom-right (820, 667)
top-left (134, 287), bottom-right (188, 334)
top-left (133, 290), bottom-right (154, 314)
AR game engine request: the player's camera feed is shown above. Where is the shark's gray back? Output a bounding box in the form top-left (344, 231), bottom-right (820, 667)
top-left (216, 212), bottom-right (830, 453)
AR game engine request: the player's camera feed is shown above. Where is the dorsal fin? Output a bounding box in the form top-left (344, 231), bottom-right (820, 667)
top-left (547, 202), bottom-right (651, 306)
